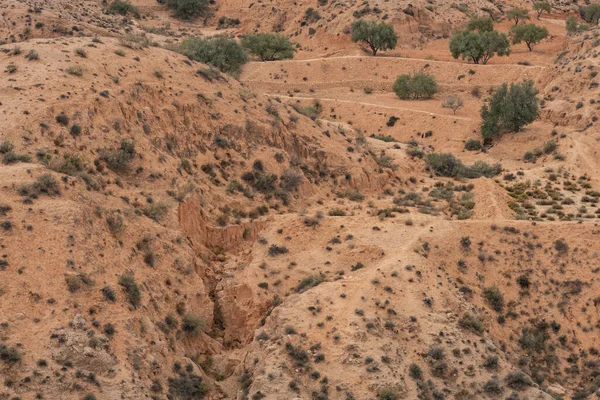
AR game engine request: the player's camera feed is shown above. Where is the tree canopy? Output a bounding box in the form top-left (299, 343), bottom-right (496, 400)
top-left (506, 7), bottom-right (530, 25)
top-left (449, 30), bottom-right (511, 64)
top-left (533, 1), bottom-right (551, 19)
top-left (351, 20), bottom-right (398, 55)
top-left (241, 33), bottom-right (296, 61)
top-left (480, 80), bottom-right (539, 141)
top-left (466, 16), bottom-right (494, 32)
top-left (509, 23), bottom-right (548, 51)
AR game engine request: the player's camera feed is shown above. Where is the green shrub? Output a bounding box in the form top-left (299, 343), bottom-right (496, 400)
top-left (0, 344), bottom-right (21, 365)
top-left (241, 33), bottom-right (295, 61)
top-left (179, 36), bottom-right (247, 75)
top-left (425, 153), bottom-right (501, 178)
top-left (168, 370), bottom-right (208, 399)
top-left (458, 313), bottom-right (485, 334)
top-left (2, 151), bottom-right (31, 164)
top-left (393, 72), bottom-right (438, 100)
top-left (464, 139), bottom-right (482, 151)
top-left (160, 0), bottom-right (209, 19)
top-left (505, 371), bottom-right (533, 390)
top-left (408, 363), bottom-right (423, 380)
top-left (481, 81), bottom-right (539, 141)
top-left (108, 0), bottom-right (140, 17)
top-left (483, 285), bottom-right (504, 312)
top-left (18, 173), bottom-right (61, 197)
top-left (295, 275), bottom-right (324, 293)
top-left (181, 314), bottom-right (205, 335)
top-left (99, 139), bottom-right (135, 172)
top-left (119, 274), bottom-right (141, 307)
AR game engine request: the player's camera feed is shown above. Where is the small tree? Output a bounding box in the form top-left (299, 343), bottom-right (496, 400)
top-left (160, 0), bottom-right (210, 19)
top-left (506, 7), bottom-right (530, 25)
top-left (393, 72), bottom-right (438, 100)
top-left (510, 23), bottom-right (548, 51)
top-left (566, 16), bottom-right (588, 35)
top-left (241, 33), bottom-right (295, 61)
top-left (533, 1), bottom-right (551, 19)
top-left (481, 80), bottom-right (539, 141)
top-left (442, 94), bottom-right (464, 115)
top-left (351, 20), bottom-right (398, 56)
top-left (466, 16), bottom-right (494, 32)
top-left (179, 36), bottom-right (248, 75)
top-left (449, 30), bottom-right (511, 64)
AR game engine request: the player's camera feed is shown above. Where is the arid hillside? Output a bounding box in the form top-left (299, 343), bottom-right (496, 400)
top-left (1, 0), bottom-right (600, 400)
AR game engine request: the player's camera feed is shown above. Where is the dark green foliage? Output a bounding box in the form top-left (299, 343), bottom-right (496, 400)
top-left (161, 0), bottom-right (209, 19)
top-left (179, 36), bottom-right (248, 75)
top-left (480, 81), bottom-right (539, 140)
top-left (241, 33), bottom-right (295, 61)
top-left (181, 314), bottom-right (205, 335)
top-left (409, 363), bottom-right (423, 380)
top-left (464, 139), bottom-right (482, 151)
top-left (450, 30), bottom-right (511, 64)
top-left (351, 20), bottom-right (398, 55)
top-left (108, 0), bottom-right (140, 17)
top-left (168, 370), bottom-right (208, 399)
top-left (268, 245), bottom-right (288, 256)
top-left (505, 371), bottom-right (533, 390)
top-left (119, 274), bottom-right (141, 307)
top-left (2, 151), bottom-right (31, 164)
top-left (509, 23), bottom-right (548, 51)
top-left (393, 72), bottom-right (438, 100)
top-left (458, 313), bottom-right (485, 334)
top-left (102, 285), bottom-right (117, 302)
top-left (565, 16), bottom-right (588, 35)
top-left (0, 343), bottom-right (21, 364)
top-left (99, 139), bottom-right (135, 172)
top-left (506, 7), bottom-right (530, 25)
top-left (533, 1), bottom-right (551, 19)
top-left (18, 173), bottom-right (61, 197)
top-left (466, 16), bottom-right (494, 32)
top-left (483, 285), bottom-right (504, 312)
top-left (377, 387), bottom-right (402, 400)
top-left (580, 4), bottom-right (600, 23)
top-left (425, 153), bottom-right (501, 178)
top-left (295, 275), bottom-right (324, 293)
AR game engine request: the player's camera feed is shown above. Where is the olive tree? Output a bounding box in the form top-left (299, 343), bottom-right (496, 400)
top-left (442, 94), bottom-right (464, 115)
top-left (449, 30), bottom-right (511, 64)
top-left (481, 80), bottom-right (539, 141)
top-left (241, 33), bottom-right (295, 61)
top-left (351, 20), bottom-right (398, 56)
top-left (533, 1), bottom-right (551, 19)
top-left (509, 23), bottom-right (548, 51)
top-left (506, 7), bottom-right (530, 25)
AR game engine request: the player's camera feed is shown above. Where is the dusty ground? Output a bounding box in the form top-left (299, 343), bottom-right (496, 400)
top-left (1, 0), bottom-right (600, 399)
